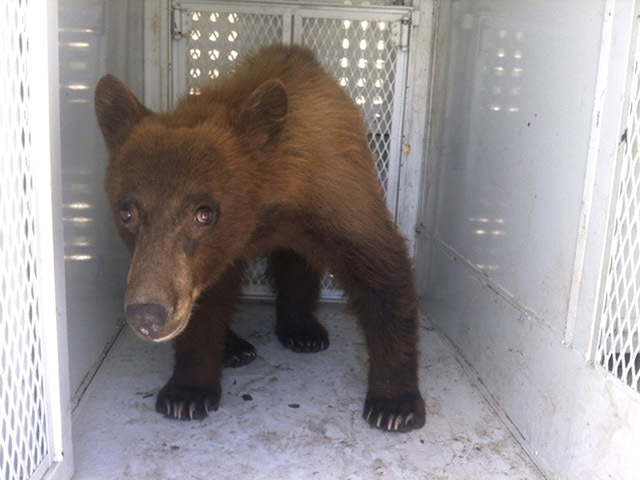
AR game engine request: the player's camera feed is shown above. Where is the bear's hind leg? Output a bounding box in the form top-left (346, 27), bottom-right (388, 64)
top-left (156, 265), bottom-right (243, 420)
top-left (267, 250), bottom-right (329, 353)
top-left (337, 228), bottom-right (425, 432)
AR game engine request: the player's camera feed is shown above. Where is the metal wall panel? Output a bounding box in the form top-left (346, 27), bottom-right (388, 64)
top-left (418, 1), bottom-right (640, 477)
top-left (58, 0), bottom-right (144, 403)
top-left (421, 2), bottom-right (604, 333)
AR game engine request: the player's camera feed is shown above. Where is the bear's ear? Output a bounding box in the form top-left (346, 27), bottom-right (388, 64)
top-left (94, 74), bottom-right (151, 152)
top-left (237, 79), bottom-right (288, 149)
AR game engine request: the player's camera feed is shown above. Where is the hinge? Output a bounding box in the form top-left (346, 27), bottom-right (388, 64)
top-left (391, 16), bottom-right (411, 51)
top-left (171, 3), bottom-right (186, 40)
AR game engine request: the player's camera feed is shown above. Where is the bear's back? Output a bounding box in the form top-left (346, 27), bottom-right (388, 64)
top-left (173, 45), bottom-right (371, 164)
top-left (195, 44), bottom-right (358, 119)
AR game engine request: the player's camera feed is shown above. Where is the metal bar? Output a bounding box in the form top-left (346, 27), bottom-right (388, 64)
top-left (386, 27), bottom-right (410, 218)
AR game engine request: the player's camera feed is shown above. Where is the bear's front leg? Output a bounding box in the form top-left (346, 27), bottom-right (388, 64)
top-left (156, 268), bottom-right (243, 420)
top-left (157, 326), bottom-right (256, 419)
top-left (156, 305), bottom-right (225, 420)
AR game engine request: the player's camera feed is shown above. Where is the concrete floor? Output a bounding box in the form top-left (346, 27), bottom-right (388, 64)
top-left (71, 302), bottom-right (545, 479)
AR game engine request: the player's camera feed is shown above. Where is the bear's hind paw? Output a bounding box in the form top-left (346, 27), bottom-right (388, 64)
top-left (224, 330), bottom-right (258, 368)
top-left (276, 319), bottom-right (329, 353)
top-left (224, 350), bottom-right (257, 368)
top-left (156, 384), bottom-right (221, 420)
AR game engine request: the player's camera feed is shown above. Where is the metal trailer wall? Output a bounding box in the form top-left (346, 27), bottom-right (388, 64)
top-left (58, 0), bottom-right (144, 404)
top-left (416, 1), bottom-right (640, 478)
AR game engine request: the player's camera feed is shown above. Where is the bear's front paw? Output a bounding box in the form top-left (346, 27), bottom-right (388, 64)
top-left (156, 383), bottom-right (221, 420)
top-left (363, 391), bottom-right (426, 432)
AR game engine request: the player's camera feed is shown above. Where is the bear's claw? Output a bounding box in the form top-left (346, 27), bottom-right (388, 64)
top-left (279, 335), bottom-right (328, 353)
top-left (224, 350), bottom-right (257, 368)
top-left (156, 384), bottom-right (221, 420)
top-left (363, 392), bottom-right (425, 432)
top-left (276, 319), bottom-right (329, 353)
top-left (224, 332), bottom-right (257, 368)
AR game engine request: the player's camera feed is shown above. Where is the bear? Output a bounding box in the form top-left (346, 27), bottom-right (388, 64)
top-left (94, 44), bottom-right (425, 432)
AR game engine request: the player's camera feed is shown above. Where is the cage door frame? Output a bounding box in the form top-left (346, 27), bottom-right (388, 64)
top-left (29, 1), bottom-right (74, 479)
top-left (590, 4), bottom-right (640, 387)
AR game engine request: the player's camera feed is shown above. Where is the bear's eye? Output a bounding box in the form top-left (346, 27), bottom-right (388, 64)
top-left (194, 206), bottom-right (215, 226)
top-left (119, 207), bottom-right (134, 224)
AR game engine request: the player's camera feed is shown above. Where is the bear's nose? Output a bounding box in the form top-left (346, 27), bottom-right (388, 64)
top-left (125, 303), bottom-right (169, 339)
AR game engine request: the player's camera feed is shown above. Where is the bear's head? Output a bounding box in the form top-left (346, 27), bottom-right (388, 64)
top-left (94, 75), bottom-right (288, 342)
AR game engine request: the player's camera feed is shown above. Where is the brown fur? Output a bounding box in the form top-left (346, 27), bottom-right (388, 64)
top-left (95, 44), bottom-right (425, 431)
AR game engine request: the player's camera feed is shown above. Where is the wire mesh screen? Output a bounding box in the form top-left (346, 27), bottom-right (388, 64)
top-left (0, 1), bottom-right (50, 479)
top-left (297, 16), bottom-right (398, 195)
top-left (176, 3), bottom-right (409, 298)
top-left (596, 31), bottom-right (640, 393)
top-left (184, 9), bottom-right (285, 95)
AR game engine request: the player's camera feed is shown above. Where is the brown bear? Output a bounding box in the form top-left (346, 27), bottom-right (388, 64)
top-left (94, 44), bottom-right (425, 432)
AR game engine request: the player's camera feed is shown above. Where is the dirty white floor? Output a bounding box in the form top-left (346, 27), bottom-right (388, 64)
top-left (71, 302), bottom-right (545, 480)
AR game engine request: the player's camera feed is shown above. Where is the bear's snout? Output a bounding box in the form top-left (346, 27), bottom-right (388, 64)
top-left (125, 303), bottom-right (170, 340)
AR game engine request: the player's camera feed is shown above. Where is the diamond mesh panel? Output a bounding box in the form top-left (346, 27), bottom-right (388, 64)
top-left (243, 258), bottom-right (270, 294)
top-left (299, 16), bottom-right (398, 194)
top-left (0, 1), bottom-right (50, 479)
top-left (185, 9), bottom-right (284, 94)
top-left (596, 31), bottom-right (640, 392)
